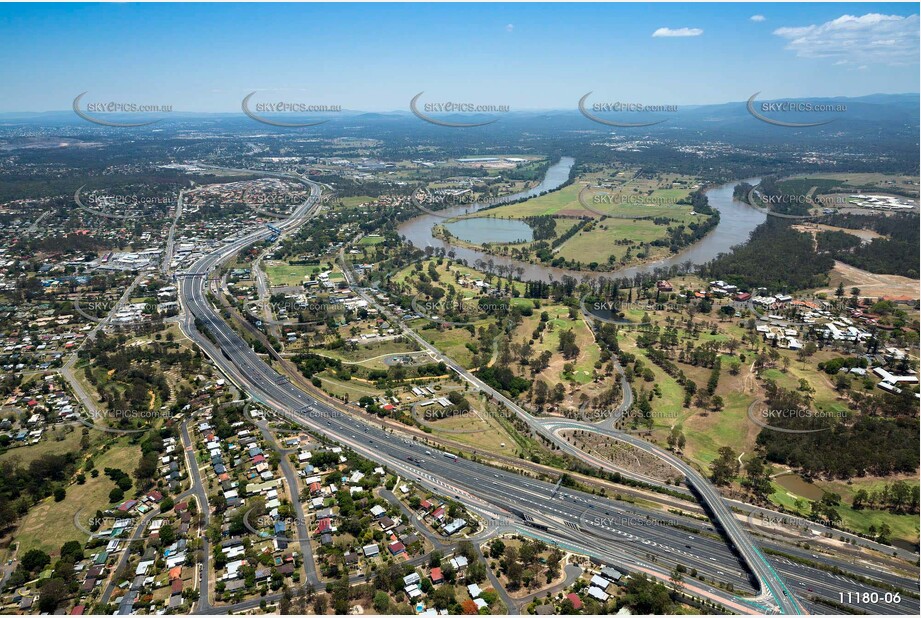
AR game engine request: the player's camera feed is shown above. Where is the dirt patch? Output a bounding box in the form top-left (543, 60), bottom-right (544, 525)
top-left (792, 223), bottom-right (883, 247)
top-left (559, 430), bottom-right (681, 483)
top-left (816, 261), bottom-right (919, 300)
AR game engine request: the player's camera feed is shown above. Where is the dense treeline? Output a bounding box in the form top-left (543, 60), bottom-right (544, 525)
top-left (685, 187), bottom-right (716, 216)
top-left (758, 416), bottom-right (919, 478)
top-left (755, 381), bottom-right (919, 478)
top-left (704, 218), bottom-right (833, 290)
top-left (815, 213), bottom-right (920, 278)
top-left (476, 365), bottom-right (531, 397)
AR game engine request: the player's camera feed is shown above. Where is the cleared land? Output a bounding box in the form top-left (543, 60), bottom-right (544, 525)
top-left (815, 261), bottom-right (920, 300)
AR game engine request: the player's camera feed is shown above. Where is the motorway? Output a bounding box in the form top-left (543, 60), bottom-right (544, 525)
top-left (173, 169), bottom-right (916, 615)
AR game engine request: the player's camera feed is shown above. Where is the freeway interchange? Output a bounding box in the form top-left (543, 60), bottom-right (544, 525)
top-left (174, 170), bottom-right (916, 616)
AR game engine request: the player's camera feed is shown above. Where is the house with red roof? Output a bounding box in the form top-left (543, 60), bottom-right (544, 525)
top-left (430, 567), bottom-right (444, 584)
top-left (316, 518), bottom-right (332, 534)
top-left (566, 593), bottom-right (583, 610)
top-left (387, 541), bottom-right (405, 556)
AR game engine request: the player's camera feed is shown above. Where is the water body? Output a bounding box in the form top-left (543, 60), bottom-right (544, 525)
top-left (398, 156), bottom-right (765, 282)
top-left (445, 217), bottom-right (533, 244)
top-left (773, 473), bottom-right (825, 501)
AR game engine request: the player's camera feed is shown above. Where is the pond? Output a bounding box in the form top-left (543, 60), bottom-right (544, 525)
top-left (444, 217), bottom-right (533, 244)
top-left (774, 473), bottom-right (826, 501)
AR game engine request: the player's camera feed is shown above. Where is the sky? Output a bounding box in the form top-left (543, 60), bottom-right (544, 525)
top-left (0, 2), bottom-right (918, 113)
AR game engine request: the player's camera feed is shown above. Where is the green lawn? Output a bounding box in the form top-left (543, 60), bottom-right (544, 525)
top-left (337, 195), bottom-right (377, 209)
top-left (358, 235), bottom-right (386, 246)
top-left (416, 323), bottom-right (479, 368)
top-left (263, 262), bottom-right (322, 286)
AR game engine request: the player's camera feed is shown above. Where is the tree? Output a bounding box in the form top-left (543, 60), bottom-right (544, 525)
top-left (709, 447), bottom-right (739, 486)
top-left (852, 489), bottom-right (869, 510)
top-left (38, 578), bottom-right (68, 613)
top-left (670, 565), bottom-right (685, 595)
top-left (159, 523), bottom-right (176, 545)
top-left (558, 329), bottom-right (580, 360)
top-left (742, 457), bottom-right (773, 500)
top-left (461, 599), bottom-right (479, 614)
top-left (489, 539), bottom-right (505, 559)
top-left (60, 541), bottom-right (84, 563)
top-left (432, 585), bottom-right (456, 610)
top-left (621, 574), bottom-right (674, 614)
top-left (506, 561), bottom-right (523, 590)
top-left (21, 548), bottom-right (51, 573)
top-left (373, 591), bottom-right (390, 612)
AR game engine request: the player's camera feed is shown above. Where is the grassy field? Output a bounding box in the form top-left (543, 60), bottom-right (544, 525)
top-left (263, 261), bottom-right (322, 286)
top-left (449, 170), bottom-right (704, 269)
top-left (357, 234), bottom-right (386, 246)
top-left (316, 373), bottom-right (385, 400)
top-left (393, 258), bottom-right (528, 297)
top-left (617, 336), bottom-right (693, 430)
top-left (337, 195), bottom-right (377, 209)
top-left (416, 323), bottom-right (478, 368)
top-left (15, 439), bottom-right (142, 554)
top-left (514, 304), bottom-right (600, 386)
top-left (614, 314), bottom-right (759, 470)
top-left (0, 425), bottom-right (100, 467)
top-left (555, 219), bottom-right (676, 265)
top-left (319, 339), bottom-right (420, 367)
top-left (421, 406), bottom-right (517, 455)
top-left (768, 478), bottom-right (920, 546)
top-left (479, 168), bottom-right (695, 219)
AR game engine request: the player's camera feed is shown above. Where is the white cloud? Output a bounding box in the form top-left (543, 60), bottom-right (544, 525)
top-left (750, 15), bottom-right (766, 23)
top-left (652, 27), bottom-right (703, 38)
top-left (773, 13), bottom-right (920, 65)
top-left (505, 23), bottom-right (514, 32)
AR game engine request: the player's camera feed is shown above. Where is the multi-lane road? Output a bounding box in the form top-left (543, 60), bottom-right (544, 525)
top-left (172, 168), bottom-right (916, 615)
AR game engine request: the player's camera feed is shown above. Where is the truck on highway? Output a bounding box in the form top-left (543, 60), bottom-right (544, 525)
top-left (443, 452), bottom-right (458, 462)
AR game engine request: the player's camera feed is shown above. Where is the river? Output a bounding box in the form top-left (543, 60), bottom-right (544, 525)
top-left (397, 157), bottom-right (765, 283)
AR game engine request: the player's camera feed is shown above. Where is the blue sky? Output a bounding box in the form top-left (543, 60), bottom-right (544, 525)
top-left (0, 2), bottom-right (918, 112)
